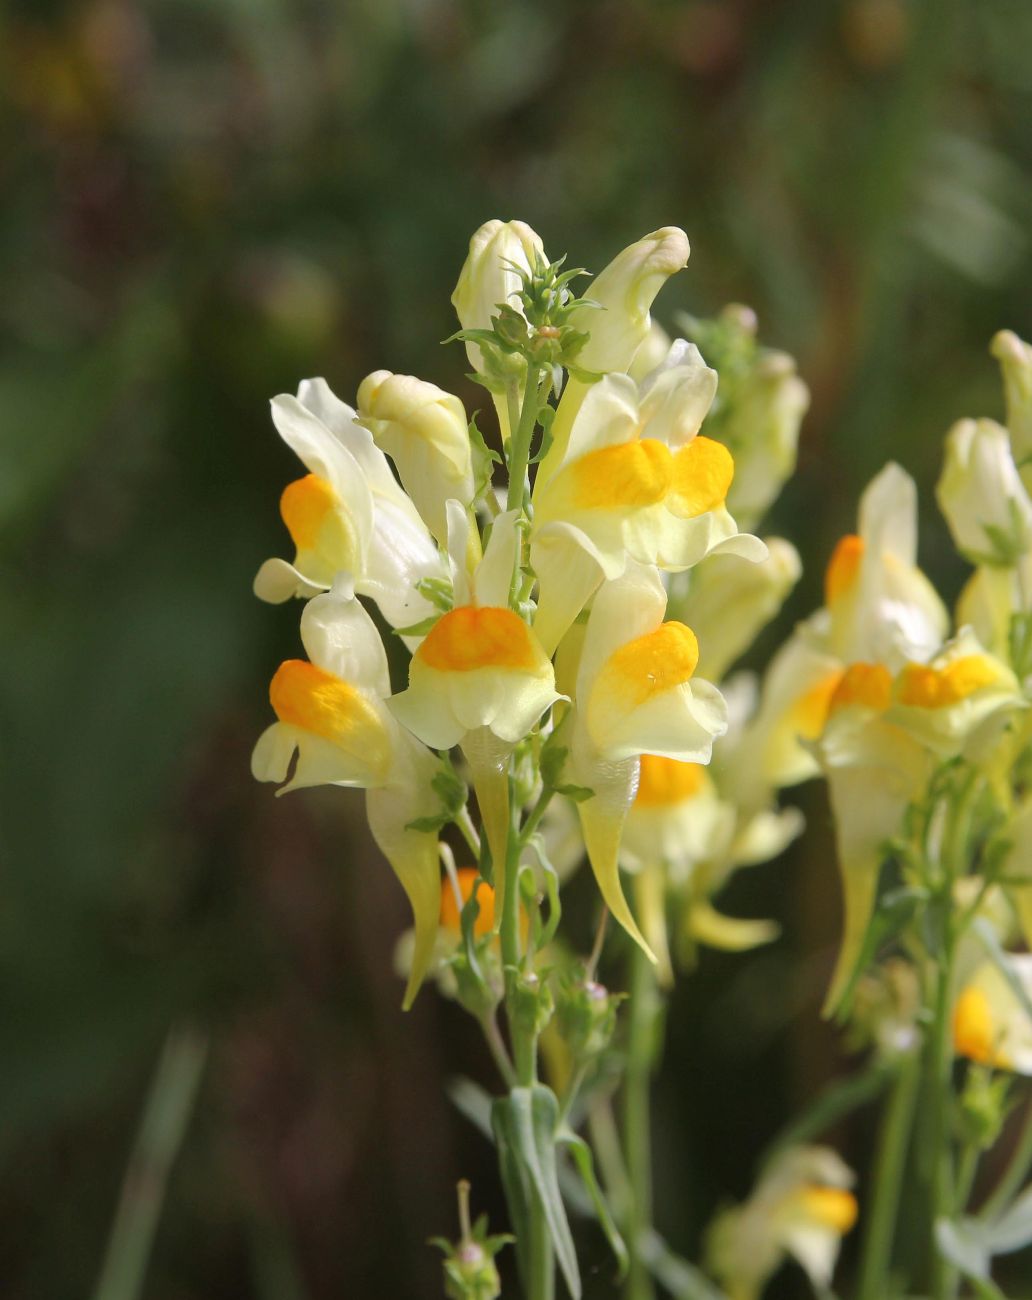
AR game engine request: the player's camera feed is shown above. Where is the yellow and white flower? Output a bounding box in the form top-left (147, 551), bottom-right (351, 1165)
top-left (451, 218), bottom-right (546, 438)
top-left (823, 462), bottom-right (948, 670)
top-left (954, 955), bottom-right (1032, 1075)
top-left (251, 578), bottom-right (442, 1008)
top-left (720, 348), bottom-right (809, 532)
top-left (706, 1146), bottom-right (857, 1300)
top-left (565, 562), bottom-right (728, 955)
top-left (535, 228), bottom-right (692, 493)
top-left (254, 378), bottom-right (446, 632)
top-left (357, 369), bottom-right (475, 546)
top-left (531, 348), bottom-right (765, 654)
top-left (888, 626), bottom-right (1022, 757)
top-left (936, 417), bottom-right (1032, 565)
top-left (390, 508), bottom-right (560, 892)
top-left (818, 663), bottom-right (933, 1015)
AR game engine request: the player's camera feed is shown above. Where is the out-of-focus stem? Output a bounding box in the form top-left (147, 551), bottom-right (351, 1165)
top-left (623, 941), bottom-right (659, 1300)
top-left (93, 1024), bottom-right (208, 1300)
top-left (855, 1048), bottom-right (920, 1300)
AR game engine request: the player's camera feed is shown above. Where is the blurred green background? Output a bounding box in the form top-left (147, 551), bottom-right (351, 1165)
top-left (2, 0), bottom-right (1032, 1295)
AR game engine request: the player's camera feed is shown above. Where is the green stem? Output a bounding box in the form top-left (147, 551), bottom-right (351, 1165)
top-left (855, 1049), bottom-right (920, 1300)
top-left (506, 364), bottom-right (544, 514)
top-left (926, 942), bottom-right (957, 1300)
top-left (498, 776), bottom-right (553, 1299)
top-left (623, 942), bottom-right (659, 1300)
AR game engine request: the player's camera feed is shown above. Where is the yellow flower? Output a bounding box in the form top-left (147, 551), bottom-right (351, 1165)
top-left (531, 348), bottom-right (765, 654)
top-left (252, 580), bottom-right (442, 1009)
top-left (565, 562), bottom-right (728, 956)
top-left (824, 462), bottom-right (948, 669)
top-left (954, 957), bottom-right (1032, 1075)
top-left (357, 369), bottom-right (475, 546)
top-left (818, 668), bottom-right (932, 1016)
top-left (567, 227), bottom-right (691, 376)
top-left (936, 417), bottom-right (1032, 564)
top-left (391, 510), bottom-right (559, 896)
top-left (889, 626), bottom-right (1022, 757)
top-left (706, 1146), bottom-right (857, 1300)
top-left (254, 379), bottom-right (446, 634)
top-left (991, 328), bottom-right (1032, 472)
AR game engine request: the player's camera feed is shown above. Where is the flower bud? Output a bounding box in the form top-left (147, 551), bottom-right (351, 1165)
top-left (569, 227), bottom-right (690, 374)
top-left (555, 975), bottom-right (621, 1059)
top-left (992, 329), bottom-right (1032, 469)
top-left (452, 219), bottom-right (546, 379)
top-left (936, 417), bottom-right (1032, 565)
top-left (358, 370), bottom-right (474, 544)
top-left (722, 351), bottom-right (809, 531)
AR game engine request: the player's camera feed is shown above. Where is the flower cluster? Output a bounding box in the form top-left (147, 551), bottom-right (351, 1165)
top-left (252, 221), bottom-right (785, 1009)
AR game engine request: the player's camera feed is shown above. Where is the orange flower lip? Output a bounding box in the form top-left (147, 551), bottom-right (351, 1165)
top-left (417, 606), bottom-right (540, 673)
top-left (896, 655), bottom-right (1000, 709)
top-left (824, 534), bottom-right (864, 605)
top-left (597, 621), bottom-right (700, 710)
top-left (829, 662), bottom-right (893, 714)
top-left (270, 659), bottom-right (385, 754)
top-left (568, 435), bottom-right (732, 518)
top-left (280, 473), bottom-right (338, 550)
top-left (634, 754), bottom-right (706, 807)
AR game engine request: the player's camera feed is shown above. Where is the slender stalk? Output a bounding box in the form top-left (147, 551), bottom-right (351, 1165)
top-left (855, 1049), bottom-right (920, 1300)
top-left (498, 776), bottom-right (554, 1297)
top-left (925, 942), bottom-right (957, 1300)
top-left (480, 1011), bottom-right (517, 1089)
top-left (93, 1025), bottom-right (207, 1300)
top-left (506, 364), bottom-right (544, 514)
top-left (623, 942), bottom-right (659, 1300)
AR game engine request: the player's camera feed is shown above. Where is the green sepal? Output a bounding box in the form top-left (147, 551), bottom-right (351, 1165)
top-left (405, 759), bottom-right (469, 834)
top-left (418, 576), bottom-right (456, 612)
top-left (468, 413), bottom-right (502, 502)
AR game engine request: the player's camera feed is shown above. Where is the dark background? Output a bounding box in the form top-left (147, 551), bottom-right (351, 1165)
top-left (3, 0), bottom-right (1032, 1295)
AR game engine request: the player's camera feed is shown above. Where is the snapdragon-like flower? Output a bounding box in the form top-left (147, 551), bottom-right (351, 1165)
top-left (357, 369), bottom-right (476, 547)
top-left (251, 579), bottom-right (442, 1008)
top-left (888, 626), bottom-right (1022, 757)
top-left (954, 956), bottom-right (1032, 1075)
top-left (565, 562), bottom-right (728, 955)
top-left (254, 378), bottom-right (445, 632)
top-left (823, 461), bottom-right (948, 669)
top-left (535, 228), bottom-right (692, 493)
top-left (936, 417), bottom-right (1032, 565)
top-left (705, 1146), bottom-right (857, 1300)
top-left (719, 350), bottom-right (809, 532)
top-left (818, 663), bottom-right (932, 1015)
top-left (391, 506), bottom-right (560, 894)
top-left (531, 344), bottom-right (765, 653)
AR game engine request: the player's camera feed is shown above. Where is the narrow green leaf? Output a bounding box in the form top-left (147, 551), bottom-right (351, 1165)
top-left (558, 1130), bottom-right (628, 1278)
top-left (494, 1087), bottom-right (581, 1298)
